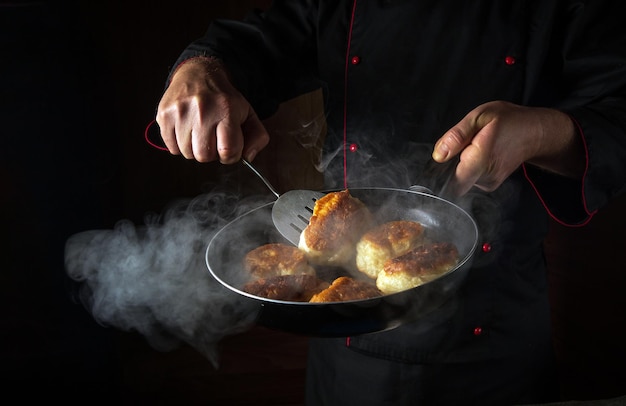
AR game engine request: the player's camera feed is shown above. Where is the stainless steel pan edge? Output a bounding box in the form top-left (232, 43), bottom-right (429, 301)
top-left (205, 187), bottom-right (479, 337)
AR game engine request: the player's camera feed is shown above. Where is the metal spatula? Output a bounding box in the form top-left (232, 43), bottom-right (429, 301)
top-left (242, 159), bottom-right (325, 246)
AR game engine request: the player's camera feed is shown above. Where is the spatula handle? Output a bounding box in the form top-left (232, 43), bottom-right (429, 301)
top-left (241, 159), bottom-right (281, 198)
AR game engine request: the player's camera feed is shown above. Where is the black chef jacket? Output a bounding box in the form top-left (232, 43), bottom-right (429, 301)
top-left (166, 1), bottom-right (626, 404)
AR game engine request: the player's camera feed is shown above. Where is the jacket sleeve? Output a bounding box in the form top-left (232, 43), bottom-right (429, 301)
top-left (525, 0), bottom-right (626, 226)
top-left (166, 0), bottom-right (321, 119)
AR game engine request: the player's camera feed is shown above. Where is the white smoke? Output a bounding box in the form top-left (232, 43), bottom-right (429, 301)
top-left (64, 187), bottom-right (272, 367)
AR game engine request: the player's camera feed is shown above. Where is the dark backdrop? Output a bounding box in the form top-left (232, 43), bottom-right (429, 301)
top-left (1, 1), bottom-right (624, 403)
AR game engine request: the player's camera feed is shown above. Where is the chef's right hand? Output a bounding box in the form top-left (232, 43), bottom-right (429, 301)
top-left (156, 57), bottom-right (270, 164)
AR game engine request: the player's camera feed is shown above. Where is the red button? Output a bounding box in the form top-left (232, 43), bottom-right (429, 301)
top-left (349, 143), bottom-right (358, 152)
top-left (482, 243), bottom-right (492, 253)
top-left (351, 56), bottom-right (361, 65)
top-left (504, 55), bottom-right (516, 65)
top-left (473, 327), bottom-right (483, 336)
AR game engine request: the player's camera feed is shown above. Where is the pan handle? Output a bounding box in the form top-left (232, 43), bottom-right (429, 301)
top-left (414, 156), bottom-right (459, 199)
top-left (408, 185), bottom-right (434, 194)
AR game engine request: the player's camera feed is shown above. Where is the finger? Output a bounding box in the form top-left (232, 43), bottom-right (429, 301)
top-left (432, 127), bottom-right (471, 163)
top-left (453, 144), bottom-right (486, 196)
top-left (432, 111), bottom-right (481, 163)
top-left (155, 114), bottom-right (181, 155)
top-left (191, 122), bottom-right (218, 163)
top-left (175, 121), bottom-right (195, 159)
top-left (241, 111), bottom-right (270, 162)
top-left (215, 115), bottom-right (245, 164)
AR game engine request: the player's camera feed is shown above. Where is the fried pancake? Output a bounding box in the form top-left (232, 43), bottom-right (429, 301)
top-left (356, 220), bottom-right (425, 279)
top-left (376, 242), bottom-right (459, 294)
top-left (242, 274), bottom-right (330, 302)
top-left (309, 276), bottom-right (382, 303)
top-left (244, 243), bottom-right (316, 279)
top-left (299, 189), bottom-right (374, 267)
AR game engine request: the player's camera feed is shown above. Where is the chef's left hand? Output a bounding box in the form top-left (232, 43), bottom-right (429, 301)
top-left (432, 100), bottom-right (583, 196)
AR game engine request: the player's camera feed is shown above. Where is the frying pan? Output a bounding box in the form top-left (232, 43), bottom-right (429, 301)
top-left (205, 187), bottom-right (478, 337)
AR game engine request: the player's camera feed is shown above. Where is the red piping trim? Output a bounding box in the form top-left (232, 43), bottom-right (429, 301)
top-left (144, 119), bottom-right (168, 151)
top-left (522, 117), bottom-right (597, 227)
top-left (342, 0), bottom-right (359, 189)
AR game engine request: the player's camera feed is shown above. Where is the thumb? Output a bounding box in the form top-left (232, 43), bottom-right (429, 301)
top-left (433, 117), bottom-right (476, 162)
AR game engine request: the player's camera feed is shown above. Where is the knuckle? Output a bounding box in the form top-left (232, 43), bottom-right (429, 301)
top-left (259, 132), bottom-right (270, 147)
top-left (446, 127), bottom-right (467, 144)
top-left (219, 148), bottom-right (241, 163)
top-left (211, 92), bottom-right (236, 114)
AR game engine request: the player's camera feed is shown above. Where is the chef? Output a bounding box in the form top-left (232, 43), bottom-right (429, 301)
top-left (154, 1), bottom-right (626, 404)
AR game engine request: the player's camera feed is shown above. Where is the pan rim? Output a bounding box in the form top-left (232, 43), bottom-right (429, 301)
top-left (205, 187), bottom-right (478, 306)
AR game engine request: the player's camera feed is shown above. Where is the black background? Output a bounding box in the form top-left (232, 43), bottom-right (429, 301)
top-left (1, 1), bottom-right (624, 403)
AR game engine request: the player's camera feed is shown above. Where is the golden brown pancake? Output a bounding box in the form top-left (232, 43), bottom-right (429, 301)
top-left (244, 243), bottom-right (316, 279)
top-left (299, 189), bottom-right (374, 267)
top-left (242, 274), bottom-right (330, 302)
top-left (376, 242), bottom-right (459, 294)
top-left (356, 220), bottom-right (425, 279)
top-left (309, 276), bottom-right (382, 303)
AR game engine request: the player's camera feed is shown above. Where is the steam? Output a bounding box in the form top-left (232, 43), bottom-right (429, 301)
top-left (64, 186), bottom-right (272, 367)
top-left (63, 111), bottom-right (506, 369)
